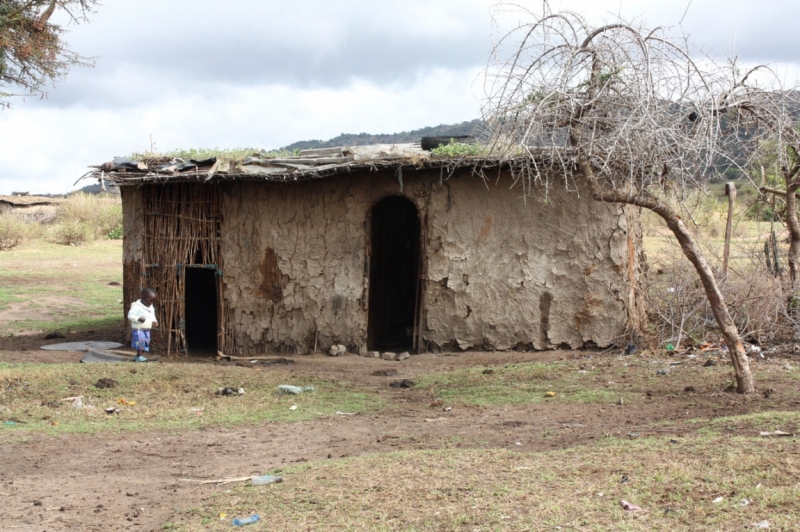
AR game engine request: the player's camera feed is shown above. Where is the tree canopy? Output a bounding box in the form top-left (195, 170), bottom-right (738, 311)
top-left (0, 0), bottom-right (99, 107)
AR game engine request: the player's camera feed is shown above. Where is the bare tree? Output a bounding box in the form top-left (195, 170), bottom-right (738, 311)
top-left (480, 2), bottom-right (793, 393)
top-left (0, 0), bottom-right (100, 107)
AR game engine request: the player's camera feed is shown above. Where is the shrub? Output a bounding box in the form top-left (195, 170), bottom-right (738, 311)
top-left (50, 219), bottom-right (95, 246)
top-left (430, 141), bottom-right (489, 157)
top-left (48, 193), bottom-right (122, 245)
top-left (0, 213), bottom-right (26, 250)
top-left (107, 223), bottom-right (123, 239)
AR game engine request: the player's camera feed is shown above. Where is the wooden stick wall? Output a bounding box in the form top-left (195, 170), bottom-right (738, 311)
top-left (140, 183), bottom-right (222, 355)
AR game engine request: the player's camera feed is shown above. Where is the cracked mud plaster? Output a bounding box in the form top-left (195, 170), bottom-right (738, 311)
top-left (424, 174), bottom-right (639, 350)
top-left (214, 168), bottom-right (642, 355)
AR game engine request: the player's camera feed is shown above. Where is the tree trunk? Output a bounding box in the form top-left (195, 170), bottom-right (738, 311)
top-left (567, 130), bottom-right (754, 393)
top-left (783, 180), bottom-right (800, 288)
top-left (591, 186), bottom-right (756, 394)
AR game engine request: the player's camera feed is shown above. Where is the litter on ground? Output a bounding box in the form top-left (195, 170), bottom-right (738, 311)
top-left (277, 385), bottom-right (315, 395)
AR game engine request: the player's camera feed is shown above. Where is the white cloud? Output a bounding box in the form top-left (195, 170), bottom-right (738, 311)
top-left (0, 67), bottom-right (483, 194)
top-left (1, 0), bottom-right (799, 195)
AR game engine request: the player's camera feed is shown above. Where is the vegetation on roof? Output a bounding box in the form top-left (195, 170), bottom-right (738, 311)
top-left (123, 119), bottom-right (486, 164)
top-left (430, 140), bottom-right (491, 157)
top-left (128, 147), bottom-right (299, 164)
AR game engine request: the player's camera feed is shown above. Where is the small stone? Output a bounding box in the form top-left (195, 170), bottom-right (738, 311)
top-left (396, 351), bottom-right (410, 361)
top-left (372, 369), bottom-right (398, 376)
top-left (684, 386), bottom-right (695, 392)
top-left (366, 351), bottom-right (380, 358)
top-left (328, 346), bottom-right (339, 356)
top-left (381, 352), bottom-right (397, 361)
top-left (94, 378), bottom-right (118, 389)
top-left (337, 344), bottom-right (347, 356)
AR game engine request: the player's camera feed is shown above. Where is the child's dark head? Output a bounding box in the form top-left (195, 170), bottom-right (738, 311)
top-left (142, 287), bottom-right (157, 305)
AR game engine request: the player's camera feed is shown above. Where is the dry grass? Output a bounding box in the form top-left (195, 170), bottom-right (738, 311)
top-left (642, 188), bottom-right (795, 346)
top-left (172, 434), bottom-right (800, 531)
top-left (0, 213), bottom-right (28, 250)
top-left (48, 193), bottom-right (122, 245)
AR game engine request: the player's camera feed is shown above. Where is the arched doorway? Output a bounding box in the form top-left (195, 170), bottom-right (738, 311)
top-left (368, 196), bottom-right (421, 351)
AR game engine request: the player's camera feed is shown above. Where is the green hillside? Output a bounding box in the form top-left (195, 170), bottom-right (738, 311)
top-left (281, 119), bottom-right (482, 151)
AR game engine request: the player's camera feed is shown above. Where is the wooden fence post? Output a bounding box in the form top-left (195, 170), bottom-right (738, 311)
top-left (723, 182), bottom-right (737, 280)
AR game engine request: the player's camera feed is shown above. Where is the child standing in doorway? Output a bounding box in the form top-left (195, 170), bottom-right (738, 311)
top-left (128, 287), bottom-right (158, 362)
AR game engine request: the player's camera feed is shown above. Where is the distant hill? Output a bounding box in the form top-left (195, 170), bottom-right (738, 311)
top-left (281, 119), bottom-right (483, 151)
top-left (77, 183), bottom-right (120, 195)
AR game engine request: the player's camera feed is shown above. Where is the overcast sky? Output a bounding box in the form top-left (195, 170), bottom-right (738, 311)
top-left (1, 0), bottom-right (798, 195)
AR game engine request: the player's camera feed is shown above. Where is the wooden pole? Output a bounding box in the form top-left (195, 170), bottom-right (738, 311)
top-left (722, 182), bottom-right (737, 280)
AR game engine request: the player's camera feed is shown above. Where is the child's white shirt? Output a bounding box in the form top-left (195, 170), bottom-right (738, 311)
top-left (128, 299), bottom-right (157, 329)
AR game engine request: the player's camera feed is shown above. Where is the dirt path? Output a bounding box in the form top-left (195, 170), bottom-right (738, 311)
top-left (1, 333), bottom-right (794, 531)
top-left (1, 397), bottom-right (730, 532)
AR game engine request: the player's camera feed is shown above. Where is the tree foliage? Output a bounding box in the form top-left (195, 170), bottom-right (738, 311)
top-left (0, 0), bottom-right (99, 107)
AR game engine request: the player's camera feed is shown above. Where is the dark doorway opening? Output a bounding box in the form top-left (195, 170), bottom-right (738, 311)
top-left (368, 196), bottom-right (421, 351)
top-left (185, 267), bottom-right (218, 356)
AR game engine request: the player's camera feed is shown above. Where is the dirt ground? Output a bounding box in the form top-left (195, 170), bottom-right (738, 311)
top-left (1, 327), bottom-right (798, 531)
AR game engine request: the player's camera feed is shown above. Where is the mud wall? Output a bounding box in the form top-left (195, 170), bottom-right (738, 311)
top-left (220, 168), bottom-right (643, 354)
top-left (424, 174), bottom-right (639, 350)
top-left (120, 186), bottom-right (144, 342)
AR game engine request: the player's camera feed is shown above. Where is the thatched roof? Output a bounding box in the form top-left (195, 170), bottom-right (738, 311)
top-left (0, 195), bottom-right (64, 206)
top-left (86, 144), bottom-right (505, 186)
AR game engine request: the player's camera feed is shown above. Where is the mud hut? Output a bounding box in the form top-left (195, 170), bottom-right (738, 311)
top-left (94, 144), bottom-right (645, 356)
top-left (0, 195), bottom-right (63, 222)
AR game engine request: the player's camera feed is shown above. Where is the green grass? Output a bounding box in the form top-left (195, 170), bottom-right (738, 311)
top-left (416, 362), bottom-right (637, 407)
top-left (0, 239), bottom-right (122, 331)
top-left (0, 362), bottom-right (387, 440)
top-left (172, 432), bottom-right (800, 531)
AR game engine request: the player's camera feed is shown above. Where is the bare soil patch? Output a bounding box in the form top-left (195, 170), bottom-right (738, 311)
top-left (0, 326), bottom-right (127, 363)
top-left (0, 296), bottom-right (88, 328)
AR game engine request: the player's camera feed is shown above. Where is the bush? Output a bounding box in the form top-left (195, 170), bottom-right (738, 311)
top-left (48, 193), bottom-right (122, 245)
top-left (0, 213), bottom-right (27, 250)
top-left (107, 224), bottom-right (123, 239)
top-left (50, 219), bottom-right (95, 246)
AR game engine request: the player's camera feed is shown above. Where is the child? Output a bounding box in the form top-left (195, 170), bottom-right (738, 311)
top-left (127, 287), bottom-right (158, 362)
